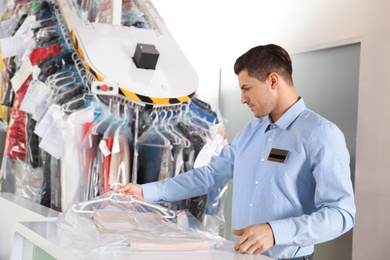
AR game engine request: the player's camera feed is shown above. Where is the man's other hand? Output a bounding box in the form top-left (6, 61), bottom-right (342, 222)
top-left (231, 223), bottom-right (275, 255)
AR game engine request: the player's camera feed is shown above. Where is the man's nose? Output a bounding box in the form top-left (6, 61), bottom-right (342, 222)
top-left (241, 93), bottom-right (248, 104)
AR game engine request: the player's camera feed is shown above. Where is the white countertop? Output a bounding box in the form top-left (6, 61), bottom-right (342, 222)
top-left (17, 220), bottom-right (275, 260)
top-left (1, 192), bottom-right (275, 260)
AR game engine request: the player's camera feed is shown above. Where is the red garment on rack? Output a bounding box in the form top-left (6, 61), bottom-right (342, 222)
top-left (30, 44), bottom-right (62, 66)
top-left (5, 75), bottom-right (32, 160)
top-left (4, 43), bottom-right (63, 161)
top-left (12, 0), bottom-right (30, 15)
top-left (103, 137), bottom-right (114, 193)
top-left (83, 122), bottom-right (95, 176)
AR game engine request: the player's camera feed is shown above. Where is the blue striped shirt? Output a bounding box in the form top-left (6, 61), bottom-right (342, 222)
top-left (143, 98), bottom-right (355, 259)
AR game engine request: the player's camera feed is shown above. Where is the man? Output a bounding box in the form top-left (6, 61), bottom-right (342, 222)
top-left (117, 44), bottom-right (356, 260)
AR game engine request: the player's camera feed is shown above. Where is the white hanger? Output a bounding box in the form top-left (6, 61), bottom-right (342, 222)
top-left (71, 192), bottom-right (176, 219)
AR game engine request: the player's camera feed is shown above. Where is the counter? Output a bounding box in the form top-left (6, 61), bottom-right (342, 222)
top-left (0, 192), bottom-right (275, 260)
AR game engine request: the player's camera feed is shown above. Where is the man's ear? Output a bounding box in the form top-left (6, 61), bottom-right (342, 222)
top-left (268, 72), bottom-right (279, 89)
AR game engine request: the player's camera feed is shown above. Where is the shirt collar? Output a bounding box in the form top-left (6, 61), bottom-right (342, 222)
top-left (266, 97), bottom-right (306, 131)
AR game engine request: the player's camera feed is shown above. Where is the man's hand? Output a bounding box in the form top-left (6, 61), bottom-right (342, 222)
top-left (116, 183), bottom-right (144, 201)
top-left (231, 223), bottom-right (275, 255)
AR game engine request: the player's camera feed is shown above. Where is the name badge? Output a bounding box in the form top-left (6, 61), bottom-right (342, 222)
top-left (267, 148), bottom-right (289, 163)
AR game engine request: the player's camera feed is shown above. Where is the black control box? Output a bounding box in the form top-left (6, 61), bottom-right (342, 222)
top-left (133, 43), bottom-right (160, 70)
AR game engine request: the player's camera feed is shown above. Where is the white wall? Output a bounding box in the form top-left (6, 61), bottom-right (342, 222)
top-left (152, 0), bottom-right (365, 107)
top-left (152, 0), bottom-right (390, 259)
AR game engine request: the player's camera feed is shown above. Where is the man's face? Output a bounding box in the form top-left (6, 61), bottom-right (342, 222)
top-left (238, 70), bottom-right (276, 118)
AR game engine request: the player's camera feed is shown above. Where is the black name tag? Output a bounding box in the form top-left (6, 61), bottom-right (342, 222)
top-left (267, 148), bottom-right (289, 163)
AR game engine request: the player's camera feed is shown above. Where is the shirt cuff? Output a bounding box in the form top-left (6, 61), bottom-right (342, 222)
top-left (268, 219), bottom-right (293, 246)
top-left (141, 182), bottom-right (162, 202)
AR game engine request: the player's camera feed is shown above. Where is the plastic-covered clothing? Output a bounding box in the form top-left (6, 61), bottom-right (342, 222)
top-left (54, 192), bottom-right (234, 257)
top-left (61, 107), bottom-right (95, 211)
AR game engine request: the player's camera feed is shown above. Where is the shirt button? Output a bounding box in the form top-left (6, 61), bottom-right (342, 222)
top-left (250, 203), bottom-right (253, 207)
top-left (261, 158), bottom-right (264, 161)
top-left (268, 138), bottom-right (271, 142)
top-left (255, 181), bottom-right (258, 184)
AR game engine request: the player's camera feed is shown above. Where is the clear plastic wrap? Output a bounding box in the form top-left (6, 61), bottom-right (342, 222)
top-left (55, 191), bottom-right (234, 257)
top-left (60, 106), bottom-right (95, 211)
top-left (0, 45), bottom-right (8, 119)
top-left (73, 0), bottom-right (151, 28)
top-left (0, 120), bottom-right (8, 168)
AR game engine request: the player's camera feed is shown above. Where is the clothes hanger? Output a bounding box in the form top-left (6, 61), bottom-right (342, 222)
top-left (46, 70), bottom-right (75, 89)
top-left (61, 93), bottom-right (94, 114)
top-left (71, 192), bottom-right (176, 219)
top-left (166, 108), bottom-right (191, 148)
top-left (139, 110), bottom-right (170, 148)
top-left (159, 110), bottom-right (182, 145)
top-left (179, 102), bottom-right (210, 138)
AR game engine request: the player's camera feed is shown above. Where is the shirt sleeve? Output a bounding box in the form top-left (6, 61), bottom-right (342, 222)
top-left (268, 123), bottom-right (356, 246)
top-left (142, 140), bottom-right (236, 203)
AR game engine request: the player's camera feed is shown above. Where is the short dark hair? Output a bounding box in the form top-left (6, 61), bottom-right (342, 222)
top-left (234, 44), bottom-right (293, 85)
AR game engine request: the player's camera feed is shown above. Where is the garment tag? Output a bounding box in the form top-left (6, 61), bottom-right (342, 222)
top-left (194, 142), bottom-right (218, 168)
top-left (267, 148), bottom-right (289, 163)
top-left (99, 139), bottom-right (111, 157)
top-left (34, 104), bottom-right (60, 138)
top-left (32, 65), bottom-right (41, 81)
top-left (14, 15), bottom-right (34, 37)
top-left (19, 79), bottom-right (38, 114)
top-left (0, 24), bottom-right (6, 39)
top-left (32, 82), bottom-right (50, 121)
top-left (39, 116), bottom-right (67, 160)
top-left (0, 19), bottom-right (15, 38)
top-left (11, 59), bottom-right (33, 93)
top-left (0, 36), bottom-right (26, 59)
top-left (174, 150), bottom-right (184, 177)
top-left (0, 0), bottom-right (4, 15)
top-left (111, 136), bottom-right (120, 154)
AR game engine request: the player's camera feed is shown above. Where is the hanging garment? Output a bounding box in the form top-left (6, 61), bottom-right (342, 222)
top-left (0, 121), bottom-right (8, 169)
top-left (109, 134), bottom-right (131, 190)
top-left (5, 75), bottom-right (32, 161)
top-left (26, 114), bottom-right (41, 168)
top-left (61, 107), bottom-right (95, 211)
top-left (138, 141), bottom-right (171, 184)
top-left (40, 152), bottom-right (52, 207)
top-left (138, 125), bottom-right (172, 184)
top-left (37, 53), bottom-right (73, 82)
top-left (0, 46), bottom-right (8, 119)
top-left (29, 43), bottom-right (62, 66)
top-left (50, 154), bottom-right (61, 211)
top-left (103, 136), bottom-right (113, 193)
top-left (32, 1), bottom-right (52, 20)
top-left (2, 57), bottom-right (17, 107)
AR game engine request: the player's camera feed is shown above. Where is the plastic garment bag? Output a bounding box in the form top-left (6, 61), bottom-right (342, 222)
top-left (60, 106), bottom-right (95, 211)
top-left (108, 122), bottom-right (132, 191)
top-left (1, 57), bottom-right (16, 107)
top-left (26, 114), bottom-right (41, 168)
top-left (78, 104), bottom-right (133, 202)
top-left (1, 11), bottom-right (29, 107)
top-left (137, 112), bottom-right (172, 184)
top-left (40, 151), bottom-right (61, 211)
top-left (55, 191), bottom-right (233, 257)
top-left (0, 120), bottom-right (8, 169)
top-left (0, 76), bottom-right (43, 201)
top-left (74, 0), bottom-right (151, 28)
top-left (5, 76), bottom-right (31, 161)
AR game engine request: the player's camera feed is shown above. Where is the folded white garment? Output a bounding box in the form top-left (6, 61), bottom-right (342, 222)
top-left (128, 237), bottom-right (213, 251)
